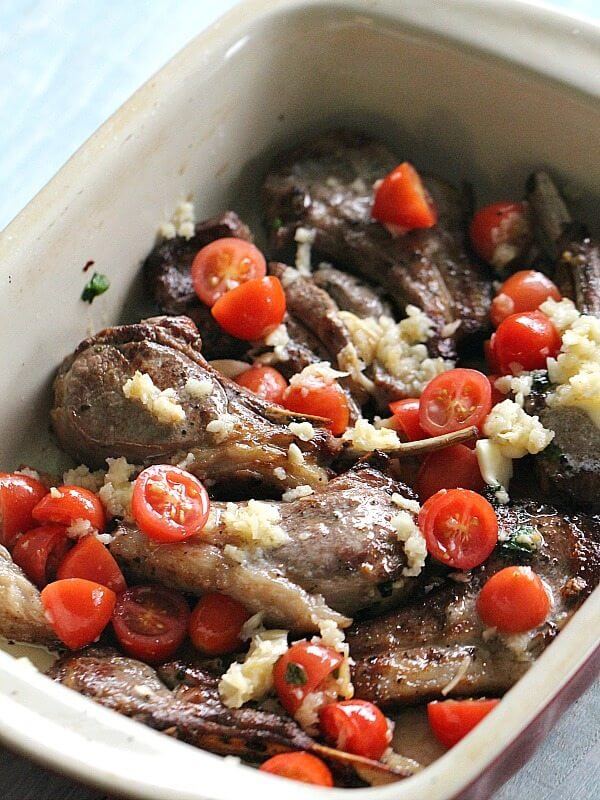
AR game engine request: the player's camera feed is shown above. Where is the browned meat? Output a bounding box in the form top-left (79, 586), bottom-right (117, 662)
top-left (313, 266), bottom-right (392, 319)
top-left (0, 545), bottom-right (56, 645)
top-left (51, 315), bottom-right (339, 492)
top-left (109, 463), bottom-right (421, 631)
top-left (262, 130), bottom-right (492, 358)
top-left (349, 499), bottom-right (600, 707)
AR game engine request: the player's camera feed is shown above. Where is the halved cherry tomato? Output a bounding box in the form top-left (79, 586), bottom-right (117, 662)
top-left (492, 310), bottom-right (561, 374)
top-left (372, 163), bottom-right (437, 230)
top-left (274, 641), bottom-right (342, 715)
top-left (319, 699), bottom-right (390, 761)
top-left (189, 593), bottom-right (251, 655)
top-left (428, 699), bottom-right (500, 748)
top-left (469, 202), bottom-right (531, 267)
top-left (12, 524), bottom-right (70, 587)
top-left (490, 270), bottom-right (561, 328)
top-left (487, 375), bottom-right (506, 406)
top-left (260, 752), bottom-right (334, 786)
top-left (41, 578), bottom-right (116, 650)
top-left (419, 369), bottom-right (492, 437)
top-left (389, 398), bottom-right (428, 441)
top-left (0, 473), bottom-right (48, 548)
top-left (283, 382), bottom-right (349, 436)
top-left (419, 488), bottom-right (498, 570)
top-left (131, 465), bottom-right (210, 543)
top-left (33, 486), bottom-right (105, 532)
top-left (235, 365), bottom-right (288, 405)
top-left (416, 444), bottom-right (485, 501)
top-left (57, 535), bottom-right (126, 594)
top-left (191, 238), bottom-right (267, 307)
top-left (477, 566), bottom-right (551, 633)
top-left (211, 276), bottom-right (286, 341)
top-left (112, 585), bottom-right (190, 663)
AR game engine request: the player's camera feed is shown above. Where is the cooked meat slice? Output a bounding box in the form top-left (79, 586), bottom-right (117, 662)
top-left (349, 499), bottom-right (600, 707)
top-left (263, 130), bottom-right (492, 357)
top-left (51, 315), bottom-right (338, 491)
top-left (0, 546), bottom-right (56, 645)
top-left (109, 464), bottom-right (421, 631)
top-left (313, 266), bottom-right (392, 319)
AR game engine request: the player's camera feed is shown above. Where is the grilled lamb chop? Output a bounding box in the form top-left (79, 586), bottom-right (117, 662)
top-left (109, 463), bottom-right (421, 632)
top-left (313, 266), bottom-right (393, 319)
top-left (51, 315), bottom-right (338, 492)
top-left (349, 498), bottom-right (600, 707)
top-left (262, 130), bottom-right (492, 358)
top-left (0, 545), bottom-right (56, 645)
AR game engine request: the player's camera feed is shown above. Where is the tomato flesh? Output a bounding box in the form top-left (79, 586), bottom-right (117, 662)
top-left (132, 465), bottom-right (210, 543)
top-left (492, 311), bottom-right (561, 374)
top-left (235, 365), bottom-right (288, 405)
top-left (12, 524), bottom-right (70, 588)
top-left (469, 201), bottom-right (530, 267)
top-left (319, 699), bottom-right (390, 761)
top-left (416, 444), bottom-right (485, 501)
top-left (191, 238), bottom-right (267, 307)
top-left (428, 699), bottom-right (500, 748)
top-left (283, 381), bottom-right (349, 436)
top-left (419, 488), bottom-right (498, 570)
top-left (57, 535), bottom-right (126, 594)
top-left (260, 752), bottom-right (334, 786)
top-left (33, 485), bottom-right (106, 532)
top-left (211, 276), bottom-right (286, 341)
top-left (41, 578), bottom-right (116, 650)
top-left (477, 566), bottom-right (551, 633)
top-left (112, 585), bottom-right (190, 663)
top-left (0, 473), bottom-right (48, 548)
top-left (274, 641), bottom-right (342, 715)
top-left (389, 398), bottom-right (428, 441)
top-left (189, 593), bottom-right (251, 655)
top-left (372, 163), bottom-right (438, 230)
top-left (419, 369), bottom-right (492, 436)
top-left (490, 270), bottom-right (561, 328)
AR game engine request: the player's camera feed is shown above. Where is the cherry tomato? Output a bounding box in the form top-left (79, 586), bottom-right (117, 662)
top-left (41, 578), bottom-right (116, 650)
top-left (419, 369), bottom-right (492, 437)
top-left (0, 473), bottom-right (48, 548)
top-left (490, 270), bottom-right (561, 328)
top-left (492, 310), bottom-right (561, 374)
top-left (487, 375), bottom-right (506, 406)
top-left (33, 485), bottom-right (106, 532)
top-left (416, 444), bottom-right (485, 501)
top-left (211, 276), bottom-right (286, 341)
top-left (283, 382), bottom-right (349, 436)
top-left (57, 535), bottom-right (126, 594)
top-left (469, 202), bottom-right (530, 266)
top-left (389, 398), bottom-right (428, 441)
top-left (477, 566), bottom-right (551, 633)
top-left (319, 699), bottom-right (390, 761)
top-left (191, 238), bottom-right (267, 307)
top-left (112, 585), bottom-right (190, 663)
top-left (12, 524), bottom-right (70, 587)
top-left (274, 641), bottom-right (343, 715)
top-left (372, 163), bottom-right (437, 230)
top-left (428, 699), bottom-right (500, 748)
top-left (260, 752), bottom-right (334, 786)
top-left (189, 593), bottom-right (251, 655)
top-left (419, 488), bottom-right (498, 570)
top-left (132, 465), bottom-right (210, 543)
top-left (235, 365), bottom-right (288, 405)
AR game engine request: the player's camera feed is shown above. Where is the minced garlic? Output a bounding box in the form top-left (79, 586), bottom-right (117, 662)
top-left (159, 200), bottom-right (196, 240)
top-left (483, 399), bottom-right (554, 459)
top-left (342, 418), bottom-right (400, 451)
top-left (123, 371), bottom-right (185, 425)
top-left (288, 421), bottom-right (316, 441)
top-left (218, 628), bottom-right (289, 708)
top-left (222, 500), bottom-right (289, 549)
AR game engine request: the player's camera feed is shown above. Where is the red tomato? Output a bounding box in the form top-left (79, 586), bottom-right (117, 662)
top-left (235, 365), bottom-right (288, 405)
top-left (41, 578), bottom-right (116, 650)
top-left (389, 398), bottom-right (428, 441)
top-left (260, 752), bottom-right (334, 786)
top-left (273, 641), bottom-right (342, 715)
top-left (0, 473), bottom-right (48, 548)
top-left (12, 524), bottom-right (70, 588)
top-left (132, 465), bottom-right (210, 543)
top-left (419, 488), bottom-right (498, 570)
top-left (211, 276), bottom-right (286, 341)
top-left (490, 270), bottom-right (561, 328)
top-left (372, 163), bottom-right (437, 230)
top-left (419, 369), bottom-right (492, 437)
top-left (57, 535), bottom-right (126, 594)
top-left (319, 700), bottom-right (390, 761)
top-left (477, 566), bottom-right (551, 633)
top-left (492, 311), bottom-right (561, 374)
top-left (33, 485), bottom-right (105, 532)
top-left (189, 593), bottom-right (251, 655)
top-left (112, 585), bottom-right (190, 663)
top-left (416, 445), bottom-right (485, 501)
top-left (283, 382), bottom-right (349, 436)
top-left (428, 699), bottom-right (500, 748)
top-left (469, 202), bottom-right (530, 266)
top-left (487, 375), bottom-right (506, 406)
top-left (191, 238), bottom-right (267, 307)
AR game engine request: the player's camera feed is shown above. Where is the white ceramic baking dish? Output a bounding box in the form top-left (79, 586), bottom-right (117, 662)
top-left (0, 0), bottom-right (599, 797)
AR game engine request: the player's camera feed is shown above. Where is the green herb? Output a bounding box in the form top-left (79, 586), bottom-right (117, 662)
top-left (81, 272), bottom-right (110, 303)
top-left (285, 662), bottom-right (308, 686)
top-left (499, 525), bottom-right (541, 558)
top-left (271, 217), bottom-right (283, 231)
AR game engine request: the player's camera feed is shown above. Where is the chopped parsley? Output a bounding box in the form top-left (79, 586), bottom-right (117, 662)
top-left (81, 272), bottom-right (110, 303)
top-left (284, 662), bottom-right (307, 686)
top-left (271, 217), bottom-right (283, 231)
top-left (500, 525), bottom-right (543, 558)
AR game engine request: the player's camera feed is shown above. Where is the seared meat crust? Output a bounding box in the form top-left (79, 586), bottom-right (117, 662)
top-left (0, 545), bottom-right (56, 645)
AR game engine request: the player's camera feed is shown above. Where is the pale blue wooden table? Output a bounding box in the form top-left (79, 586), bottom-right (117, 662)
top-left (0, 1), bottom-right (598, 798)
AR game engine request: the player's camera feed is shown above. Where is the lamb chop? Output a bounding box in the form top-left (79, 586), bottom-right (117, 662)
top-left (262, 130), bottom-right (492, 359)
top-left (349, 498), bottom-right (600, 707)
top-left (0, 545), bottom-right (56, 645)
